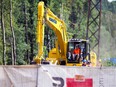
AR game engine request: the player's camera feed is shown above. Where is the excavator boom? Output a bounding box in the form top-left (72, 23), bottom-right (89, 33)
top-left (45, 8), bottom-right (67, 58)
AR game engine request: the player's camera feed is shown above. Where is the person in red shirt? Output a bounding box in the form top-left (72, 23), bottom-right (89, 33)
top-left (73, 46), bottom-right (81, 54)
top-left (73, 45), bottom-right (81, 62)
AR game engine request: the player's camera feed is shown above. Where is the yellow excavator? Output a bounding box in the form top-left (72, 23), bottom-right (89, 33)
top-left (34, 1), bottom-right (97, 66)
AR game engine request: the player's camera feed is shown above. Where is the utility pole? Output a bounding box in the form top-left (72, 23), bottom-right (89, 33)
top-left (86, 0), bottom-right (102, 59)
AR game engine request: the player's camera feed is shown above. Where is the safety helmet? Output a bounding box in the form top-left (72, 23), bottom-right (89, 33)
top-left (83, 59), bottom-right (87, 63)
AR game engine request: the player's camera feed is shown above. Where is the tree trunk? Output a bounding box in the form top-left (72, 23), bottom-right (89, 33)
top-left (24, 2), bottom-right (29, 64)
top-left (10, 0), bottom-right (16, 65)
top-left (9, 38), bottom-right (14, 65)
top-left (28, 0), bottom-right (34, 63)
top-left (1, 0), bottom-right (6, 65)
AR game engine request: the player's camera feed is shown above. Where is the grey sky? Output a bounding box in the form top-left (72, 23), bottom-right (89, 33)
top-left (108, 0), bottom-right (116, 2)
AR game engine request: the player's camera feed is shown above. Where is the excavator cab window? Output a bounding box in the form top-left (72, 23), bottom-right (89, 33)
top-left (67, 39), bottom-right (88, 64)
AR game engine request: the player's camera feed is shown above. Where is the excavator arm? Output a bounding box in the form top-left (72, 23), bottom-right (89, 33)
top-left (34, 2), bottom-right (44, 63)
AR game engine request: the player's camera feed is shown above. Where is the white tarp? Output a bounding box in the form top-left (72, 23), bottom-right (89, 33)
top-left (0, 65), bottom-right (116, 87)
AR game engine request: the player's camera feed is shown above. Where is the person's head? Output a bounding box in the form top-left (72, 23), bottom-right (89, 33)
top-left (75, 44), bottom-right (79, 49)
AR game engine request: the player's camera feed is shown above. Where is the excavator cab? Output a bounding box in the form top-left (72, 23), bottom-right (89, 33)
top-left (66, 39), bottom-right (90, 66)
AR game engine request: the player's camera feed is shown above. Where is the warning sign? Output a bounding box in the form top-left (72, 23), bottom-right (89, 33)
top-left (66, 78), bottom-right (93, 87)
